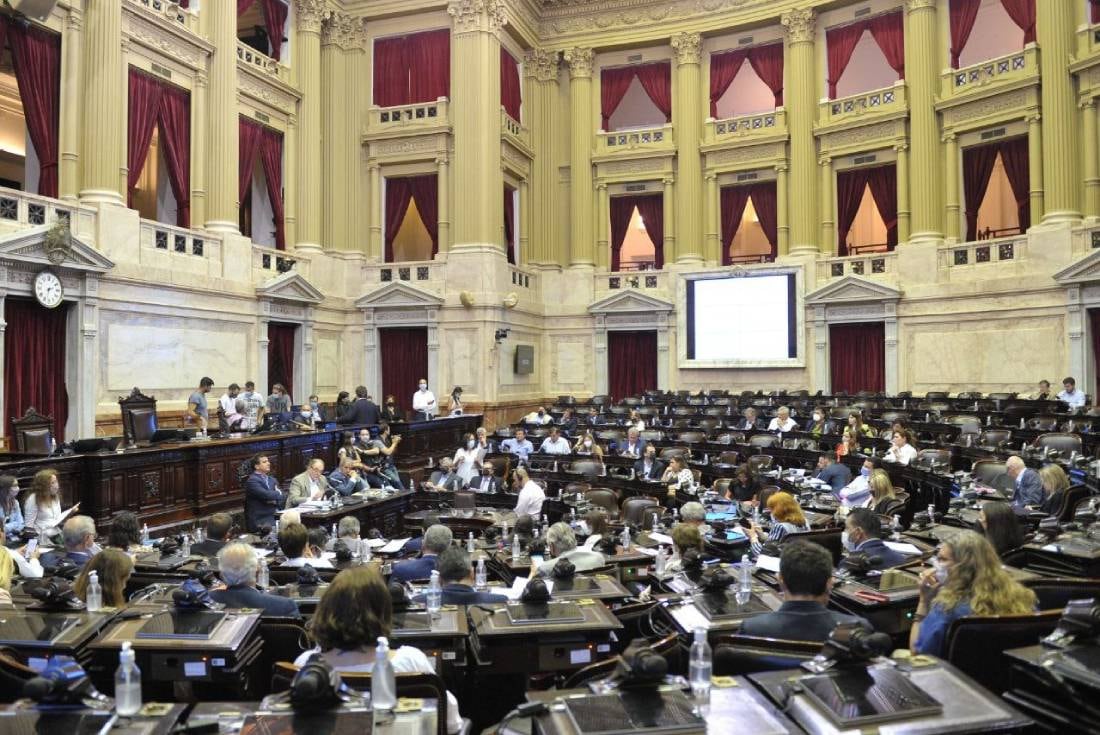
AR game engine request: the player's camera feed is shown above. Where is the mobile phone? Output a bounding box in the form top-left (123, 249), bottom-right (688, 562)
top-left (24, 538), bottom-right (37, 556)
top-left (531, 555), bottom-right (544, 565)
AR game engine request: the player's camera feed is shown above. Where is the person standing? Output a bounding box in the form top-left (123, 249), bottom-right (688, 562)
top-left (267, 383), bottom-right (291, 415)
top-left (244, 454), bottom-right (285, 532)
top-left (187, 377), bottom-right (215, 432)
top-left (218, 383), bottom-right (241, 416)
top-left (239, 381), bottom-right (266, 430)
top-left (337, 386), bottom-right (381, 426)
top-left (412, 379), bottom-right (436, 421)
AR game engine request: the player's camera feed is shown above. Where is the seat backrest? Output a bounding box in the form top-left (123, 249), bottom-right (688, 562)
top-left (1055, 484), bottom-right (1090, 522)
top-left (659, 446), bottom-right (688, 461)
top-left (569, 459), bottom-right (605, 479)
top-left (987, 392), bottom-right (1016, 401)
top-left (676, 431), bottom-right (707, 444)
top-left (1035, 432), bottom-right (1083, 455)
top-left (1028, 416), bottom-right (1061, 431)
top-left (746, 455), bottom-right (774, 474)
top-left (783, 527), bottom-right (843, 565)
top-left (714, 451), bottom-right (741, 466)
top-left (119, 387), bottom-right (158, 444)
top-left (979, 429), bottom-right (1012, 448)
top-left (585, 489), bottom-right (620, 517)
top-left (453, 492), bottom-right (476, 511)
top-left (564, 481), bottom-right (591, 497)
top-left (879, 411), bottom-right (910, 423)
top-left (621, 496), bottom-right (660, 526)
top-left (712, 634), bottom-right (821, 676)
top-left (944, 611), bottom-right (1062, 694)
top-left (916, 448), bottom-right (952, 466)
top-left (0, 647), bottom-right (36, 702)
top-left (1021, 577), bottom-right (1100, 611)
top-left (748, 434), bottom-right (779, 448)
top-left (971, 459), bottom-right (1008, 488)
top-left (254, 620), bottom-right (309, 697)
top-left (639, 430), bottom-right (664, 442)
top-left (925, 391), bottom-right (948, 399)
top-left (11, 407), bottom-right (54, 455)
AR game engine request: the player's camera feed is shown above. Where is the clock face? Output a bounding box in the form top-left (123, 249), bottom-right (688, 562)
top-left (34, 270), bottom-right (63, 309)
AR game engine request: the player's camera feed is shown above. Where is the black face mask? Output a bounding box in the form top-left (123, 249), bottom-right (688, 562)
top-left (386, 403), bottom-right (394, 408)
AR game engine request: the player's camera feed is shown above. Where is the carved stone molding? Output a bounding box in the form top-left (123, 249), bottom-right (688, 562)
top-left (322, 10), bottom-right (362, 51)
top-left (541, 0), bottom-right (774, 38)
top-left (123, 10), bottom-right (205, 69)
top-left (447, 0), bottom-right (507, 33)
top-left (295, 0), bottom-right (329, 34)
top-left (239, 73), bottom-right (297, 114)
top-left (370, 136), bottom-right (443, 157)
top-left (601, 158), bottom-right (666, 176)
top-left (671, 32), bottom-right (702, 66)
top-left (781, 8), bottom-right (815, 44)
top-left (707, 141), bottom-right (784, 166)
top-left (524, 48), bottom-right (560, 82)
top-left (905, 0), bottom-right (937, 10)
top-left (66, 8), bottom-right (83, 32)
top-left (564, 47), bottom-right (595, 78)
top-left (820, 120), bottom-right (899, 149)
top-left (941, 88), bottom-right (1033, 128)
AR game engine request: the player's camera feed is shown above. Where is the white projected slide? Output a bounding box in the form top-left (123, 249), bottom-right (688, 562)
top-left (692, 275), bottom-right (791, 360)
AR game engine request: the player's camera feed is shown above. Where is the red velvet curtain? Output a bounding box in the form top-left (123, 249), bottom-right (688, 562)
top-left (608, 331), bottom-right (658, 401)
top-left (634, 194), bottom-right (664, 269)
top-left (156, 84), bottom-right (191, 227)
top-left (748, 42), bottom-right (785, 107)
top-left (750, 182), bottom-right (779, 256)
top-left (267, 322), bottom-right (296, 399)
top-left (500, 48), bottom-right (522, 120)
top-left (379, 327), bottom-right (428, 414)
top-left (126, 69), bottom-right (163, 208)
top-left (962, 141), bottom-right (1001, 241)
top-left (260, 0), bottom-right (288, 61)
top-left (238, 117), bottom-right (263, 201)
top-left (600, 66), bottom-right (635, 129)
top-left (609, 196), bottom-right (635, 271)
top-left (258, 127), bottom-right (285, 250)
top-left (949, 0), bottom-right (981, 68)
top-left (826, 22), bottom-right (866, 99)
top-left (999, 136), bottom-right (1031, 234)
top-left (830, 322), bottom-right (885, 394)
top-left (1090, 310), bottom-right (1100, 400)
top-left (868, 12), bottom-right (905, 79)
top-left (1001, 0), bottom-right (1036, 45)
top-left (237, 0), bottom-right (255, 15)
top-left (865, 164), bottom-right (898, 248)
top-left (635, 62), bottom-right (672, 122)
top-left (384, 177), bottom-right (413, 262)
top-left (1093, 0), bottom-right (1100, 25)
top-left (373, 36), bottom-right (408, 107)
top-left (720, 185), bottom-right (752, 264)
top-left (836, 167), bottom-right (869, 256)
top-left (708, 50), bottom-right (746, 117)
top-left (408, 29), bottom-right (450, 104)
top-left (4, 298), bottom-right (68, 441)
top-left (407, 174), bottom-right (438, 258)
top-left (504, 185), bottom-right (516, 265)
top-left (7, 22), bottom-right (60, 198)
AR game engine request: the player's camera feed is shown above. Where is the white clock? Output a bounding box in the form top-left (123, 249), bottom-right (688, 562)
top-left (33, 270), bottom-right (63, 309)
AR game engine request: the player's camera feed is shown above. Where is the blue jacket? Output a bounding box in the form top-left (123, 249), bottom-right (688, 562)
top-left (245, 472), bottom-right (284, 532)
top-left (210, 584), bottom-right (300, 618)
top-left (619, 438), bottom-right (647, 458)
top-left (1012, 468), bottom-right (1044, 508)
top-left (328, 469), bottom-right (367, 496)
top-left (390, 554), bottom-right (439, 584)
top-left (415, 583), bottom-right (507, 606)
top-left (4, 502), bottom-right (24, 536)
top-left (740, 600), bottom-right (871, 642)
top-left (41, 549), bottom-right (92, 571)
top-left (815, 463), bottom-right (852, 493)
top-left (852, 538), bottom-right (909, 569)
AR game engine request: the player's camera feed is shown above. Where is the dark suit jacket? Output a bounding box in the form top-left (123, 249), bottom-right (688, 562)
top-left (815, 463), bottom-right (852, 493)
top-left (390, 554), bottom-right (439, 583)
top-left (210, 584), bottom-right (299, 617)
top-left (338, 398), bottom-right (382, 426)
top-left (620, 439), bottom-right (647, 457)
top-left (381, 406), bottom-right (405, 423)
top-left (328, 469), bottom-right (368, 496)
top-left (734, 418), bottom-right (763, 431)
top-left (190, 538), bottom-right (227, 557)
top-left (468, 475), bottom-right (502, 493)
top-left (41, 549), bottom-right (92, 571)
top-left (1012, 468), bottom-right (1044, 508)
top-left (853, 538), bottom-right (909, 569)
top-left (245, 471), bottom-right (284, 532)
top-left (417, 583), bottom-right (507, 606)
top-left (429, 470), bottom-right (463, 492)
top-left (633, 458), bottom-right (666, 480)
top-left (740, 600), bottom-right (871, 642)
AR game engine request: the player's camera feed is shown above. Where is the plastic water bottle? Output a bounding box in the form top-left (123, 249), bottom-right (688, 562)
top-left (620, 526), bottom-right (632, 551)
top-left (181, 534), bottom-right (191, 557)
top-left (426, 571), bottom-right (442, 617)
top-left (86, 571), bottom-right (102, 611)
top-left (927, 504), bottom-right (936, 526)
top-left (736, 554), bottom-right (752, 606)
top-left (195, 525), bottom-right (204, 543)
top-left (689, 628), bottom-right (712, 704)
top-left (371, 637), bottom-right (397, 711)
top-left (891, 515), bottom-right (902, 541)
top-left (655, 546), bottom-right (667, 576)
top-left (511, 533), bottom-right (521, 562)
top-left (360, 539), bottom-right (372, 562)
top-left (115, 641), bottom-right (142, 715)
top-left (256, 557), bottom-right (269, 589)
top-left (541, 514), bottom-right (549, 536)
top-left (331, 523), bottom-right (338, 539)
top-left (140, 524), bottom-right (150, 546)
top-left (672, 508), bottom-right (679, 523)
top-left (475, 558), bottom-right (488, 590)
top-left (467, 532), bottom-right (476, 552)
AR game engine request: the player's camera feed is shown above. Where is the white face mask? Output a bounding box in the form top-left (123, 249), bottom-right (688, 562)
top-left (419, 384), bottom-right (427, 391)
top-left (841, 530), bottom-right (855, 552)
top-left (584, 440), bottom-right (592, 448)
top-left (813, 413), bottom-right (822, 422)
top-left (931, 557), bottom-right (949, 584)
top-left (466, 440), bottom-right (475, 449)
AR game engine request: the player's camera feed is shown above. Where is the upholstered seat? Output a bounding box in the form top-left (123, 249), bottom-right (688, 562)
top-left (119, 388), bottom-right (159, 445)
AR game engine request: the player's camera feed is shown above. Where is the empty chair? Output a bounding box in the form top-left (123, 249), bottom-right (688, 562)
top-left (956, 391), bottom-right (982, 400)
top-left (676, 431), bottom-right (707, 445)
top-left (659, 446), bottom-right (689, 461)
top-left (748, 434), bottom-right (779, 448)
top-left (828, 407), bottom-right (852, 421)
top-left (556, 395), bottom-right (576, 405)
top-left (1028, 416), bottom-right (1061, 431)
top-left (1034, 432), bottom-right (1083, 456)
top-left (621, 496), bottom-right (660, 527)
top-left (944, 414), bottom-right (981, 427)
top-left (943, 611), bottom-right (1062, 694)
top-left (978, 429), bottom-right (1012, 450)
top-left (925, 391), bottom-right (948, 399)
top-left (746, 455), bottom-right (774, 474)
top-left (712, 635), bottom-right (821, 676)
top-left (714, 432), bottom-right (742, 445)
top-left (622, 397), bottom-right (642, 407)
top-left (118, 387), bottom-right (159, 444)
top-left (987, 392), bottom-right (1016, 401)
top-left (567, 459), bottom-right (605, 479)
top-left (713, 451), bottom-right (741, 467)
top-left (10, 407), bottom-right (55, 455)
top-left (695, 418), bottom-right (721, 433)
top-left (1021, 578), bottom-right (1100, 611)
top-left (879, 411), bottom-right (911, 424)
top-left (585, 489), bottom-right (620, 519)
top-left (595, 429), bottom-right (623, 446)
top-left (672, 407), bottom-right (695, 417)
top-left (971, 459), bottom-right (1009, 489)
top-left (640, 429), bottom-right (665, 442)
top-left (590, 395), bottom-right (609, 406)
top-left (915, 448), bottom-right (952, 468)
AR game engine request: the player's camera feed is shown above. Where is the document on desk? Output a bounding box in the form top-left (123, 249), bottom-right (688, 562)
top-left (506, 576), bottom-right (553, 600)
top-left (648, 532), bottom-right (673, 545)
top-left (883, 541), bottom-right (922, 555)
top-left (755, 554), bottom-right (781, 573)
top-left (365, 538), bottom-right (388, 549)
top-left (378, 538), bottom-right (411, 554)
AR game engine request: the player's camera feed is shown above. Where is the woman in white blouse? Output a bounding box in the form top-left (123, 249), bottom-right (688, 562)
top-left (661, 455), bottom-right (695, 504)
top-left (451, 432), bottom-right (479, 487)
top-left (884, 430), bottom-right (918, 465)
top-left (24, 469), bottom-right (70, 539)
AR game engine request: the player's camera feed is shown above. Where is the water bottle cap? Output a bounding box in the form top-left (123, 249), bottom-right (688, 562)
top-left (377, 636), bottom-right (389, 649)
top-left (89, 571), bottom-right (98, 582)
top-left (693, 627), bottom-right (706, 642)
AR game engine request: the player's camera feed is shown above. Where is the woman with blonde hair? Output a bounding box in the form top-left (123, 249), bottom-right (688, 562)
top-left (910, 530), bottom-right (1037, 656)
top-left (665, 523), bottom-right (704, 574)
top-left (24, 468), bottom-right (69, 537)
top-left (748, 491), bottom-right (805, 556)
top-left (1038, 464), bottom-right (1069, 516)
top-left (867, 470), bottom-right (897, 514)
top-left (0, 546), bottom-right (15, 605)
top-left (73, 549), bottom-right (134, 608)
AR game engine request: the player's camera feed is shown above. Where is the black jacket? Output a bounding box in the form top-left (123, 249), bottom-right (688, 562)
top-left (740, 600), bottom-right (871, 642)
top-left (190, 538), bottom-right (227, 557)
top-left (633, 458), bottom-right (666, 480)
top-left (469, 474), bottom-right (502, 493)
top-left (337, 398), bottom-right (382, 426)
top-left (210, 584), bottom-right (300, 618)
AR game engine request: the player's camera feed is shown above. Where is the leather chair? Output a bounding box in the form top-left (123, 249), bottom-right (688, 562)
top-left (253, 618), bottom-right (309, 697)
top-left (595, 429), bottom-right (623, 446)
top-left (1053, 484), bottom-right (1089, 522)
top-left (453, 492), bottom-right (476, 512)
top-left (956, 391), bottom-right (982, 400)
top-left (971, 459), bottom-right (1008, 488)
top-left (1062, 419), bottom-right (1092, 434)
top-left (1021, 578), bottom-right (1100, 611)
top-left (10, 407), bottom-right (54, 455)
top-left (563, 481), bottom-right (591, 498)
top-left (978, 429), bottom-right (1012, 450)
top-left (828, 406), bottom-right (853, 421)
top-left (748, 434), bottom-right (779, 448)
top-left (562, 633), bottom-right (680, 688)
top-left (567, 459), bottom-right (605, 479)
top-left (590, 395), bottom-right (609, 406)
top-left (1028, 416), bottom-right (1061, 431)
top-left (712, 478), bottom-right (732, 498)
top-left (695, 418), bottom-right (721, 433)
top-left (556, 395), bottom-right (576, 405)
top-left (622, 397), bottom-right (642, 407)
top-left (746, 455), bottom-right (773, 473)
top-left (119, 387), bottom-right (159, 445)
top-left (925, 391), bottom-right (948, 399)
top-left (987, 392), bottom-right (1016, 401)
top-left (621, 496), bottom-right (660, 527)
top-left (712, 634), bottom-right (821, 676)
top-left (879, 411), bottom-right (910, 424)
top-left (584, 489), bottom-right (620, 519)
top-left (672, 407), bottom-right (695, 417)
top-left (944, 414), bottom-right (981, 427)
top-left (715, 431), bottom-right (744, 445)
top-left (713, 451), bottom-right (741, 467)
top-left (943, 611), bottom-right (1062, 694)
top-left (915, 448), bottom-right (952, 467)
top-left (783, 527), bottom-right (843, 565)
top-left (703, 407), bottom-right (728, 418)
top-left (676, 431), bottom-right (707, 445)
top-left (1034, 432), bottom-right (1083, 456)
top-left (658, 446), bottom-right (688, 461)
top-left (640, 430), bottom-right (665, 442)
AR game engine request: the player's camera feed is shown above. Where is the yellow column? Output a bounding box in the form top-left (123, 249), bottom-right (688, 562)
top-left (1037, 0), bottom-right (1081, 223)
top-left (437, 154), bottom-right (450, 252)
top-left (819, 156), bottom-right (833, 251)
top-left (564, 47), bottom-right (595, 266)
top-left (294, 0), bottom-right (326, 251)
top-left (524, 48), bottom-right (561, 266)
top-left (201, 0), bottom-right (239, 231)
top-left (704, 173), bottom-right (719, 263)
top-left (943, 132), bottom-right (960, 241)
top-left (663, 177), bottom-right (675, 265)
top-left (447, 0), bottom-right (504, 254)
top-left (781, 8), bottom-right (818, 255)
top-left (321, 12), bottom-right (352, 251)
top-left (518, 177), bottom-right (529, 264)
top-left (346, 22), bottom-right (366, 253)
top-left (283, 113), bottom-right (298, 248)
top-left (896, 143), bottom-right (910, 244)
top-left (904, 0), bottom-right (942, 243)
top-left (1084, 99), bottom-right (1100, 219)
top-left (671, 32), bottom-right (703, 266)
top-left (1027, 113), bottom-right (1044, 227)
top-left (368, 161), bottom-right (382, 260)
top-left (775, 163), bottom-right (789, 254)
top-left (79, 0), bottom-right (123, 205)
top-left (59, 6), bottom-right (83, 201)
top-left (595, 182), bottom-right (609, 269)
top-left (188, 71), bottom-right (207, 229)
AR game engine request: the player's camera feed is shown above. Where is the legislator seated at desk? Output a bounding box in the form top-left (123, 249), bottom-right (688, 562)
top-left (813, 454), bottom-right (851, 494)
top-left (424, 457), bottom-right (464, 492)
top-left (468, 464), bottom-right (503, 493)
top-left (843, 510), bottom-right (911, 571)
top-left (275, 523), bottom-right (333, 569)
top-left (883, 431), bottom-right (918, 465)
top-left (191, 513), bottom-right (233, 558)
top-left (416, 547), bottom-right (506, 605)
top-left (533, 523), bottom-right (604, 577)
top-left (500, 429), bottom-right (534, 462)
top-left (209, 543), bottom-right (299, 618)
top-left (391, 525), bottom-right (452, 583)
top-left (1007, 455), bottom-right (1044, 510)
top-left (40, 516), bottom-right (97, 572)
top-left (286, 459), bottom-right (334, 508)
top-left (633, 446), bottom-right (666, 480)
top-left (741, 541), bottom-right (871, 642)
top-left (327, 457), bottom-right (371, 496)
top-left (245, 454), bottom-right (285, 532)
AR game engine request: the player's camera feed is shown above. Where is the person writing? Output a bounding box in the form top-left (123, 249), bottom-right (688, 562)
top-left (412, 379), bottom-right (436, 420)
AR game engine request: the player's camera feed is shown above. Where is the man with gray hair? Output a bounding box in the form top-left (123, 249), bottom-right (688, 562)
top-left (210, 542), bottom-right (299, 617)
top-left (419, 546), bottom-right (507, 605)
top-left (286, 458), bottom-right (333, 507)
top-left (42, 515), bottom-right (97, 570)
top-left (391, 524), bottom-right (453, 583)
top-left (767, 406), bottom-right (797, 433)
top-left (326, 516), bottom-right (362, 552)
top-left (534, 522), bottom-right (605, 577)
top-left (678, 502), bottom-right (713, 537)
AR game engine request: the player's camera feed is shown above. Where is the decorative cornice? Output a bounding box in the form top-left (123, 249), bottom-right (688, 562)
top-left (539, 0), bottom-right (777, 38)
top-left (563, 47), bottom-right (595, 78)
top-left (321, 10), bottom-right (362, 50)
top-left (524, 48), bottom-right (560, 82)
top-left (905, 0), bottom-right (937, 10)
top-left (447, 0), bottom-right (507, 33)
top-left (295, 0), bottom-right (329, 34)
top-left (781, 8), bottom-right (815, 44)
top-left (670, 32), bottom-right (702, 66)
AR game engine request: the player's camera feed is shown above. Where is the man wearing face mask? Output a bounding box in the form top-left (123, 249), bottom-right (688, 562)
top-left (838, 458), bottom-right (876, 506)
top-left (842, 509), bottom-right (909, 570)
top-left (804, 407), bottom-right (834, 436)
top-left (468, 463), bottom-right (500, 493)
top-left (813, 454), bottom-right (851, 494)
top-left (304, 394), bottom-right (325, 424)
top-left (412, 379), bottom-right (436, 421)
top-left (538, 426), bottom-right (571, 455)
top-left (633, 445), bottom-right (666, 480)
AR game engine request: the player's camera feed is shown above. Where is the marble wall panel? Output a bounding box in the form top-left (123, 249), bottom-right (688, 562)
top-left (315, 332), bottom-right (342, 391)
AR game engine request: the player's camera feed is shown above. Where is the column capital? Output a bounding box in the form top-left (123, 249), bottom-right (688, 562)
top-left (662, 176), bottom-right (675, 186)
top-left (1081, 96), bottom-right (1098, 110)
top-left (564, 47), bottom-right (595, 79)
top-left (435, 154), bottom-right (450, 166)
top-left (905, 0), bottom-right (937, 10)
top-left (596, 181), bottom-right (608, 191)
top-left (288, 113), bottom-right (298, 128)
top-left (941, 131), bottom-right (957, 143)
top-left (894, 142), bottom-right (909, 153)
top-left (66, 7), bottom-right (83, 32)
top-left (818, 155), bottom-right (832, 166)
top-left (524, 48), bottom-right (560, 82)
top-left (781, 8), bottom-right (816, 44)
top-left (1025, 111), bottom-right (1042, 123)
top-left (295, 0), bottom-right (329, 34)
top-left (321, 11), bottom-right (364, 51)
top-left (775, 163), bottom-right (789, 173)
top-left (704, 172), bottom-right (717, 181)
top-left (671, 32), bottom-right (702, 66)
top-left (447, 0), bottom-right (507, 34)
top-left (194, 70), bottom-right (208, 88)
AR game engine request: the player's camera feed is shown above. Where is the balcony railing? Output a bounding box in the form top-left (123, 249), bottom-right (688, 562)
top-left (501, 109), bottom-right (530, 149)
top-left (139, 219), bottom-right (222, 275)
top-left (1072, 222), bottom-right (1100, 256)
top-left (823, 251), bottom-right (895, 280)
top-left (509, 266), bottom-right (537, 292)
top-left (366, 99), bottom-right (450, 136)
top-left (595, 268), bottom-right (668, 294)
top-left (237, 42), bottom-right (288, 81)
top-left (704, 109), bottom-right (786, 145)
top-left (253, 244), bottom-right (309, 282)
top-left (940, 45), bottom-right (1038, 100)
top-left (0, 189), bottom-right (74, 230)
top-left (940, 233), bottom-right (1026, 269)
top-left (594, 124), bottom-right (675, 157)
top-left (818, 82), bottom-right (907, 127)
top-left (125, 0), bottom-right (197, 32)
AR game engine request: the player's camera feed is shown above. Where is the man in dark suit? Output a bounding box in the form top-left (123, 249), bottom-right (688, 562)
top-left (191, 512), bottom-right (232, 557)
top-left (1006, 455), bottom-right (1043, 509)
top-left (741, 541), bottom-right (872, 642)
top-left (244, 453), bottom-right (285, 532)
top-left (633, 445), bottom-right (666, 480)
top-left (842, 509), bottom-right (910, 570)
top-left (620, 428), bottom-right (646, 458)
top-left (468, 464), bottom-right (502, 493)
top-left (391, 524), bottom-right (452, 583)
top-left (41, 515), bottom-right (97, 571)
top-left (337, 385), bottom-right (382, 426)
top-left (415, 546), bottom-right (506, 605)
top-left (424, 457), bottom-right (463, 492)
top-left (559, 408), bottom-right (578, 436)
top-left (813, 454), bottom-right (852, 493)
top-left (209, 542), bottom-right (299, 617)
top-left (733, 407), bottom-right (763, 431)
